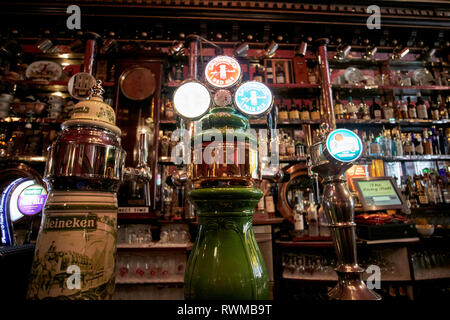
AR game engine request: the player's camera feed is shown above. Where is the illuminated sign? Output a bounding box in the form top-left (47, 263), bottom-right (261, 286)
top-left (18, 184), bottom-right (47, 216)
top-left (355, 179), bottom-right (402, 207)
top-left (204, 56), bottom-right (241, 88)
top-left (173, 81), bottom-right (211, 119)
top-left (326, 129), bottom-right (363, 162)
top-left (234, 81), bottom-right (273, 116)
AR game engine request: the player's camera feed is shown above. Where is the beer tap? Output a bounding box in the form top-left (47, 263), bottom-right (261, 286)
top-left (123, 131), bottom-right (152, 206)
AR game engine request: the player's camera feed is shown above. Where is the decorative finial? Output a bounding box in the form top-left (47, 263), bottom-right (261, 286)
top-left (90, 80), bottom-right (105, 99)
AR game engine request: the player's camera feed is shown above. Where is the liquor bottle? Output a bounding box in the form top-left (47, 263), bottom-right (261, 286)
top-left (416, 92), bottom-right (428, 120)
top-left (334, 98), bottom-right (344, 120)
top-left (279, 132), bottom-right (286, 157)
top-left (293, 193), bottom-right (305, 237)
top-left (300, 102), bottom-right (310, 121)
top-left (346, 96), bottom-right (358, 120)
top-left (407, 97), bottom-right (417, 119)
top-left (362, 131), bottom-right (371, 157)
top-left (395, 100), bottom-right (403, 120)
top-left (431, 126), bottom-right (441, 155)
top-left (439, 95), bottom-right (449, 119)
top-left (279, 103), bottom-right (289, 121)
top-left (383, 101), bottom-right (395, 120)
top-left (253, 65), bottom-right (265, 82)
top-left (415, 176), bottom-right (429, 206)
top-left (423, 129), bottom-right (433, 155)
top-left (403, 134), bottom-right (414, 156)
top-left (289, 101), bottom-right (300, 120)
top-left (318, 203), bottom-right (330, 237)
top-left (414, 134), bottom-right (424, 155)
top-left (395, 133), bottom-right (403, 156)
top-left (360, 99), bottom-right (371, 120)
top-left (286, 135), bottom-right (295, 157)
top-left (372, 98), bottom-right (382, 120)
top-left (401, 97), bottom-right (409, 119)
top-left (439, 128), bottom-right (448, 155)
top-left (430, 100), bottom-right (440, 120)
top-left (369, 133), bottom-right (382, 156)
top-left (306, 192), bottom-right (319, 237)
top-left (310, 101), bottom-right (320, 120)
top-left (264, 184), bottom-right (276, 215)
top-left (276, 63), bottom-right (286, 84)
top-left (383, 128), bottom-right (392, 157)
top-left (308, 69), bottom-right (317, 84)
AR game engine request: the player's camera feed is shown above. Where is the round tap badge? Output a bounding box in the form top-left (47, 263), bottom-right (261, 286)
top-left (234, 81), bottom-right (273, 116)
top-left (204, 56), bottom-right (241, 88)
top-left (326, 129), bottom-right (363, 162)
top-left (18, 184), bottom-right (47, 216)
top-left (173, 81), bottom-right (211, 119)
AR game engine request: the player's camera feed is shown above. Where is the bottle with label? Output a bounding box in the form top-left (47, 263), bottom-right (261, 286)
top-left (422, 129), bottom-right (433, 155)
top-left (416, 93), bottom-right (428, 120)
top-left (308, 70), bottom-right (317, 84)
top-left (264, 183), bottom-right (276, 214)
top-left (415, 176), bottom-right (429, 206)
top-left (401, 98), bottom-right (409, 119)
top-left (293, 192), bottom-right (305, 237)
top-left (310, 101), bottom-right (320, 120)
top-left (395, 133), bottom-right (403, 156)
top-left (360, 99), bottom-right (371, 120)
top-left (370, 133), bottom-right (382, 156)
top-left (300, 102), bottom-right (310, 121)
top-left (276, 64), bottom-right (286, 84)
top-left (407, 97), bottom-right (417, 120)
top-left (415, 134), bottom-right (424, 155)
top-left (372, 98), bottom-right (382, 120)
top-left (346, 96), bottom-right (358, 120)
top-left (430, 100), bottom-right (440, 120)
top-left (289, 101), bottom-right (300, 120)
top-left (306, 193), bottom-right (319, 237)
top-left (253, 65), bottom-right (265, 82)
top-left (439, 95), bottom-right (449, 119)
top-left (334, 98), bottom-right (344, 120)
top-left (278, 132), bottom-right (286, 157)
top-left (278, 103), bottom-right (289, 121)
top-left (383, 101), bottom-right (395, 120)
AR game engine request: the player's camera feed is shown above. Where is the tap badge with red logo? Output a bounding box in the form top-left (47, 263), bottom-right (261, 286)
top-left (204, 56), bottom-right (241, 88)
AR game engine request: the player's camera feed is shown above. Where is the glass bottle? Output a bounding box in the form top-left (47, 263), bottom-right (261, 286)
top-left (407, 97), bottom-right (417, 120)
top-left (306, 193), bottom-right (319, 237)
top-left (372, 98), bottom-right (382, 120)
top-left (293, 193), bottom-right (305, 237)
top-left (430, 100), bottom-right (440, 120)
top-left (346, 96), bottom-right (358, 120)
top-left (310, 101), bottom-right (320, 120)
top-left (439, 95), bottom-right (449, 119)
top-left (289, 101), bottom-right (300, 120)
top-left (334, 98), bottom-right (344, 120)
top-left (276, 63), bottom-right (286, 84)
top-left (414, 134), bottom-right (424, 155)
top-left (278, 103), bottom-right (289, 121)
top-left (416, 93), bottom-right (428, 120)
top-left (300, 102), bottom-right (310, 121)
top-left (384, 101), bottom-right (395, 120)
top-left (415, 176), bottom-right (429, 206)
top-left (423, 129), bottom-right (433, 155)
top-left (401, 98), bottom-right (409, 119)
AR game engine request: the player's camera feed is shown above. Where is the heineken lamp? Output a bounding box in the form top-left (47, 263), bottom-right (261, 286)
top-left (173, 55), bottom-right (271, 299)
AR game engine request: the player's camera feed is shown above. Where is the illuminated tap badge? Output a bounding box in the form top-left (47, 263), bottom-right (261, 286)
top-left (205, 56), bottom-right (241, 88)
top-left (18, 185), bottom-right (47, 216)
top-left (326, 129), bottom-right (363, 162)
top-left (234, 81), bottom-right (273, 116)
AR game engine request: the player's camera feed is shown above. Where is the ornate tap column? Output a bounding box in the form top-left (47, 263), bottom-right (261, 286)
top-left (185, 106), bottom-right (269, 300)
top-left (172, 56), bottom-right (271, 300)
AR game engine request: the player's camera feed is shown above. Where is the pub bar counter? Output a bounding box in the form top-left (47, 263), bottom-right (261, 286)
top-left (0, 1), bottom-right (449, 302)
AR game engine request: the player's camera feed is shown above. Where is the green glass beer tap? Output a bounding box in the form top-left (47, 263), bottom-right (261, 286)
top-left (172, 56), bottom-right (272, 299)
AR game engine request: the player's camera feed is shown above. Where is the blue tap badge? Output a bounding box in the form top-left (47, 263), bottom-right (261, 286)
top-left (234, 81), bottom-right (273, 117)
top-left (326, 128), bottom-right (363, 162)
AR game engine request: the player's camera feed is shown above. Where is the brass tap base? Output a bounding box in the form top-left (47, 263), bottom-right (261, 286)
top-left (328, 270), bottom-right (382, 300)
